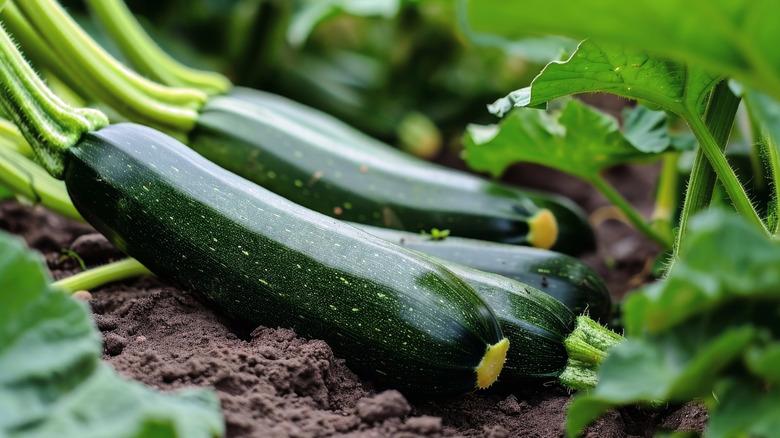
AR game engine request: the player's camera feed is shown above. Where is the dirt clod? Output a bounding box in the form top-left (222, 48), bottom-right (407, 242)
top-left (356, 390), bottom-right (411, 423)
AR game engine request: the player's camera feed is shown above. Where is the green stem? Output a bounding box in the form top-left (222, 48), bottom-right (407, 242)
top-left (589, 173), bottom-right (672, 248)
top-left (673, 82), bottom-right (752, 260)
top-left (685, 109), bottom-right (765, 233)
top-left (650, 152), bottom-right (680, 244)
top-left (0, 21), bottom-right (107, 177)
top-left (11, 0), bottom-right (205, 134)
top-left (86, 0), bottom-right (231, 95)
top-left (0, 117), bottom-right (32, 156)
top-left (53, 258), bottom-right (151, 293)
top-left (558, 316), bottom-right (624, 391)
top-left (0, 145), bottom-right (82, 219)
top-left (1, 3), bottom-right (89, 104)
top-left (743, 93), bottom-right (780, 235)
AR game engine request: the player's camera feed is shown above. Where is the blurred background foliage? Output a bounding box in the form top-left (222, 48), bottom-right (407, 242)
top-left (60, 0), bottom-right (568, 158)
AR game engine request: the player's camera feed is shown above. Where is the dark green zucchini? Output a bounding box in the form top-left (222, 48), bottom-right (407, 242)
top-left (63, 123), bottom-right (507, 394)
top-left (189, 92), bottom-right (594, 254)
top-left (355, 224), bottom-right (611, 321)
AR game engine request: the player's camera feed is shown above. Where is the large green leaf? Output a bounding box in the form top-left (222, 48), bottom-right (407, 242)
top-left (489, 40), bottom-right (719, 120)
top-left (566, 322), bottom-right (758, 437)
top-left (623, 210), bottom-right (780, 335)
top-left (706, 379), bottom-right (780, 438)
top-left (464, 99), bottom-right (666, 180)
top-left (0, 231), bottom-right (224, 438)
top-left (567, 210), bottom-right (780, 436)
top-left (466, 0), bottom-right (780, 101)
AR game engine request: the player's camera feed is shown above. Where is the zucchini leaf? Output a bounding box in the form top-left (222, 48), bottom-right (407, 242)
top-left (623, 210), bottom-right (780, 335)
top-left (0, 231), bottom-right (224, 438)
top-left (566, 324), bottom-right (758, 436)
top-left (489, 40), bottom-right (719, 120)
top-left (464, 99), bottom-right (668, 180)
top-left (706, 379), bottom-right (780, 438)
top-left (566, 210), bottom-right (780, 437)
top-left (465, 0), bottom-right (780, 101)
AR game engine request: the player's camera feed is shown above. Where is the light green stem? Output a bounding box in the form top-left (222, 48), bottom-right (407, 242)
top-left (86, 0), bottom-right (231, 95)
top-left (0, 117), bottom-right (32, 156)
top-left (589, 173), bottom-right (672, 248)
top-left (0, 21), bottom-right (107, 177)
top-left (650, 152), bottom-right (679, 244)
top-left (685, 110), bottom-right (765, 232)
top-left (673, 83), bottom-right (757, 262)
top-left (11, 0), bottom-right (205, 134)
top-left (0, 144), bottom-right (81, 219)
top-left (743, 93), bottom-right (780, 235)
top-left (53, 258), bottom-right (152, 293)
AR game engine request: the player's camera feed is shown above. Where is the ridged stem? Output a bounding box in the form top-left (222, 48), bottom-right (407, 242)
top-left (85, 0), bottom-right (231, 95)
top-left (11, 0), bottom-right (205, 134)
top-left (0, 21), bottom-right (107, 177)
top-left (53, 258), bottom-right (151, 293)
top-left (558, 316), bottom-right (624, 391)
top-left (0, 144), bottom-right (82, 219)
top-left (673, 82), bottom-right (750, 261)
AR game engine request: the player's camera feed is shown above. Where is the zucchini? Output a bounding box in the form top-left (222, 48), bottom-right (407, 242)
top-left (0, 124), bottom-right (617, 389)
top-left (355, 224), bottom-right (611, 321)
top-left (63, 123), bottom-right (507, 394)
top-left (7, 3), bottom-right (594, 254)
top-left (189, 95), bottom-right (593, 253)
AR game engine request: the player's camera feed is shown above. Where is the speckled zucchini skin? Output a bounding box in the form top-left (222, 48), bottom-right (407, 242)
top-left (188, 91), bottom-right (594, 255)
top-left (63, 123), bottom-right (504, 394)
top-left (357, 224), bottom-right (611, 321)
top-left (444, 263), bottom-right (575, 380)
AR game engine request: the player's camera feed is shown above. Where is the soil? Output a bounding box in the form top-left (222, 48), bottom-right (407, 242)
top-left (0, 160), bottom-right (706, 437)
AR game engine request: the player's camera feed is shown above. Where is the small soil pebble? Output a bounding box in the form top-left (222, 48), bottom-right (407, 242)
top-left (70, 233), bottom-right (122, 263)
top-left (72, 290), bottom-right (93, 301)
top-left (103, 333), bottom-right (126, 356)
top-left (356, 390), bottom-right (411, 423)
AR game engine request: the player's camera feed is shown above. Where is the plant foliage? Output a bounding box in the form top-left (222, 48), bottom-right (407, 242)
top-left (0, 231), bottom-right (224, 438)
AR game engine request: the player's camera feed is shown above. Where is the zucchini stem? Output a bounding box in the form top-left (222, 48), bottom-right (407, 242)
top-left (9, 0), bottom-right (205, 134)
top-left (559, 315), bottom-right (624, 390)
top-left (85, 0), bottom-right (232, 95)
top-left (650, 152), bottom-right (679, 244)
top-left (683, 107), bottom-right (765, 233)
top-left (53, 258), bottom-right (152, 294)
top-left (673, 82), bottom-right (744, 261)
top-left (0, 21), bottom-right (107, 177)
top-left (0, 145), bottom-right (82, 219)
top-left (589, 173), bottom-right (672, 249)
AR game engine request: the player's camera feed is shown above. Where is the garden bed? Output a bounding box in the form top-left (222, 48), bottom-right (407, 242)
top-left (1, 161), bottom-right (705, 437)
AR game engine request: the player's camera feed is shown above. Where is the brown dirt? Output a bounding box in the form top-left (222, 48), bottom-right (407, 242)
top-left (1, 158), bottom-right (705, 438)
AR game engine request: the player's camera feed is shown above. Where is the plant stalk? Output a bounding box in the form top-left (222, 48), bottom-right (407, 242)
top-left (53, 258), bottom-right (152, 293)
top-left (589, 173), bottom-right (672, 248)
top-left (11, 0), bottom-right (205, 134)
top-left (743, 93), bottom-right (780, 235)
top-left (0, 145), bottom-right (82, 219)
top-left (85, 0), bottom-right (231, 95)
top-left (0, 21), bottom-right (107, 177)
top-left (673, 82), bottom-right (752, 260)
top-left (650, 152), bottom-right (680, 244)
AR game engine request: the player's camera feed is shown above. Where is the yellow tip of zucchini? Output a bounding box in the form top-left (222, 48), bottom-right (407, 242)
top-left (527, 209), bottom-right (558, 249)
top-left (475, 338), bottom-right (510, 389)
